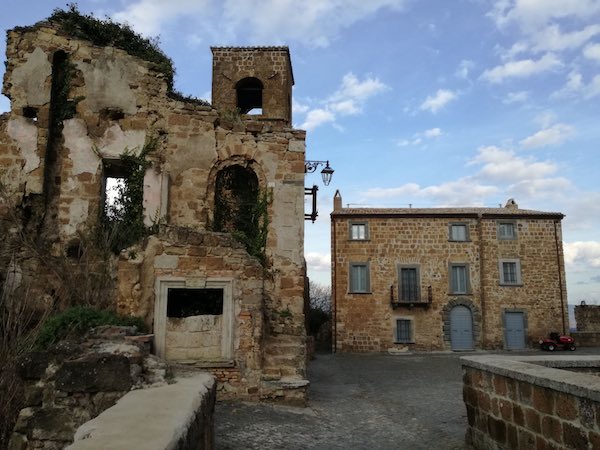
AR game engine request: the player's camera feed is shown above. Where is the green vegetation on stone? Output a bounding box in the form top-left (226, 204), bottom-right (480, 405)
top-left (35, 305), bottom-right (147, 350)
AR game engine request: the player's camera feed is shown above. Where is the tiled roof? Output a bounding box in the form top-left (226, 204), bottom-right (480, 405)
top-left (332, 206), bottom-right (564, 219)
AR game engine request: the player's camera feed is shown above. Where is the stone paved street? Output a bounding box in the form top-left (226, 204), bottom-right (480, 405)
top-left (216, 352), bottom-right (472, 449)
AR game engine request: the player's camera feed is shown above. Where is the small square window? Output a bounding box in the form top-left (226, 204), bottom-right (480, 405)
top-left (449, 223), bottom-right (468, 241)
top-left (349, 222), bottom-right (368, 240)
top-left (499, 259), bottom-right (522, 285)
top-left (349, 262), bottom-right (370, 293)
top-left (498, 221), bottom-right (517, 240)
top-left (396, 319), bottom-right (413, 343)
top-left (450, 264), bottom-right (470, 294)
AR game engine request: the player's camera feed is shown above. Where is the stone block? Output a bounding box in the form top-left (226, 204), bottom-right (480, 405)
top-left (154, 254), bottom-right (179, 269)
top-left (17, 352), bottom-right (49, 380)
top-left (55, 354), bottom-right (131, 392)
top-left (562, 422), bottom-right (587, 450)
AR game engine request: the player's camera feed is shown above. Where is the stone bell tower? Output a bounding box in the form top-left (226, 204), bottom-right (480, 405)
top-left (211, 47), bottom-right (294, 125)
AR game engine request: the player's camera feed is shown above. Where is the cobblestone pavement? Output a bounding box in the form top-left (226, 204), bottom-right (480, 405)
top-left (215, 352), bottom-right (473, 450)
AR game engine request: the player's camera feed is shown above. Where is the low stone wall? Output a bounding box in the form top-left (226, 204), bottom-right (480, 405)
top-left (462, 355), bottom-right (600, 449)
top-left (575, 305), bottom-right (600, 332)
top-left (572, 331), bottom-right (600, 347)
top-left (68, 374), bottom-right (215, 450)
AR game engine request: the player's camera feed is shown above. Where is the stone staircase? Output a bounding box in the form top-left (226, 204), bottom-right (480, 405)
top-left (260, 334), bottom-right (309, 405)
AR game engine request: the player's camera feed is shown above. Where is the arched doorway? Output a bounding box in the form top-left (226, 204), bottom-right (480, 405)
top-left (450, 305), bottom-right (473, 351)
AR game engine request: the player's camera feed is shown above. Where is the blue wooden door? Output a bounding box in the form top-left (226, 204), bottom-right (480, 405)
top-left (505, 311), bottom-right (525, 350)
top-left (450, 306), bottom-right (473, 351)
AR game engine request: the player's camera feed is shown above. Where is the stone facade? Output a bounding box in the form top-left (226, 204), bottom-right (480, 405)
top-left (331, 192), bottom-right (567, 352)
top-left (1, 16), bottom-right (307, 403)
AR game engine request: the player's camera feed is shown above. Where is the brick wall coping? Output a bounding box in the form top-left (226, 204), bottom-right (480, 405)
top-left (461, 355), bottom-right (600, 402)
top-left (67, 373), bottom-right (215, 449)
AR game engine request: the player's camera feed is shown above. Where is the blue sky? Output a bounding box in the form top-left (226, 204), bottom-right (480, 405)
top-left (2, 1), bottom-right (600, 304)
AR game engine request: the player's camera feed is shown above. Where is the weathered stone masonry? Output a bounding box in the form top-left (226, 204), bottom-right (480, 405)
top-left (331, 192), bottom-right (567, 352)
top-left (1, 19), bottom-right (308, 403)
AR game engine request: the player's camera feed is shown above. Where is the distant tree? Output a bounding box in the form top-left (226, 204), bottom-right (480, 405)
top-left (308, 282), bottom-right (331, 337)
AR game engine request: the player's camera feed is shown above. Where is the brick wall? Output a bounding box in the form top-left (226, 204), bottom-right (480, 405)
top-left (462, 355), bottom-right (600, 450)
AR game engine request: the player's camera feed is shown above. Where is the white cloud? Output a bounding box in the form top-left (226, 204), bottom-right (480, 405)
top-left (293, 99), bottom-right (310, 114)
top-left (396, 128), bottom-right (442, 147)
top-left (114, 0), bottom-right (209, 36)
top-left (552, 71), bottom-right (600, 99)
top-left (299, 73), bottom-right (388, 130)
top-left (115, 0), bottom-right (409, 46)
top-left (329, 73), bottom-right (388, 103)
top-left (300, 109), bottom-right (335, 131)
top-left (519, 123), bottom-right (575, 149)
top-left (564, 241), bottom-right (600, 269)
top-left (481, 53), bottom-right (562, 83)
top-left (424, 128), bottom-right (442, 138)
top-left (583, 42), bottom-right (600, 62)
top-left (305, 252), bottom-right (331, 272)
top-left (529, 24), bottom-right (600, 53)
top-left (489, 0), bottom-right (600, 32)
top-left (364, 178), bottom-right (498, 206)
top-left (419, 89), bottom-right (458, 113)
top-left (455, 60), bottom-right (475, 79)
top-left (470, 145), bottom-right (558, 183)
top-left (503, 91), bottom-right (529, 104)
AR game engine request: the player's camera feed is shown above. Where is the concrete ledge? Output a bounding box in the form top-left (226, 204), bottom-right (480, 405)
top-left (67, 373), bottom-right (216, 450)
top-left (461, 355), bottom-right (600, 401)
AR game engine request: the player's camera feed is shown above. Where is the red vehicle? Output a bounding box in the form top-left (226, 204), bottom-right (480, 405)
top-left (539, 332), bottom-right (576, 351)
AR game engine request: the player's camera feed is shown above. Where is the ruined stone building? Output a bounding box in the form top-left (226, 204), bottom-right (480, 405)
top-left (331, 192), bottom-right (568, 352)
top-left (0, 12), bottom-right (308, 404)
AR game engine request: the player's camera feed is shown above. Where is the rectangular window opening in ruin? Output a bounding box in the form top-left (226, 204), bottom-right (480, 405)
top-left (102, 159), bottom-right (128, 219)
top-left (167, 288), bottom-right (224, 318)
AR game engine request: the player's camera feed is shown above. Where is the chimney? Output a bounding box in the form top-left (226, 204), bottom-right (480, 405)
top-left (333, 190), bottom-right (342, 211)
top-left (504, 198), bottom-right (518, 210)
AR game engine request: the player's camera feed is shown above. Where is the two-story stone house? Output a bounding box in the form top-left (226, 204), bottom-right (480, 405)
top-left (331, 191), bottom-right (568, 352)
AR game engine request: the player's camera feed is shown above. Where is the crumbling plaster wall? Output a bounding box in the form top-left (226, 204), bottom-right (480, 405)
top-left (1, 22), bottom-right (307, 401)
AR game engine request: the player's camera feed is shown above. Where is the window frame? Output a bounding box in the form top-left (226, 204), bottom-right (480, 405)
top-left (349, 221), bottom-right (369, 240)
top-left (349, 262), bottom-right (371, 293)
top-left (448, 222), bottom-right (469, 242)
top-left (398, 264), bottom-right (421, 302)
top-left (449, 263), bottom-right (471, 295)
top-left (499, 258), bottom-right (522, 286)
top-left (497, 220), bottom-right (517, 240)
top-left (395, 318), bottom-right (414, 344)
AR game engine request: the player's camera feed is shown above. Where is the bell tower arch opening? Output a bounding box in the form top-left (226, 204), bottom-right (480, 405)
top-left (236, 77), bottom-right (263, 115)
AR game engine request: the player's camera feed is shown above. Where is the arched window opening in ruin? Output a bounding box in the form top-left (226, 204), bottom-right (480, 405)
top-left (214, 165), bottom-right (259, 237)
top-left (236, 77), bottom-right (263, 115)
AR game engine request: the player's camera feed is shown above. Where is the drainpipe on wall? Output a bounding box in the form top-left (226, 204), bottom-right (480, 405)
top-left (553, 220), bottom-right (566, 334)
top-left (477, 213), bottom-right (486, 348)
top-left (331, 217), bottom-right (337, 353)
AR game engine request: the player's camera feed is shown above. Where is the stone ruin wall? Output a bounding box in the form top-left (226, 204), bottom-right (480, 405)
top-left (0, 22), bottom-right (307, 402)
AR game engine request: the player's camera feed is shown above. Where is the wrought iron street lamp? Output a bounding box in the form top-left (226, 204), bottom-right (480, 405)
top-left (304, 160), bottom-right (335, 222)
top-left (305, 160), bottom-right (334, 186)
